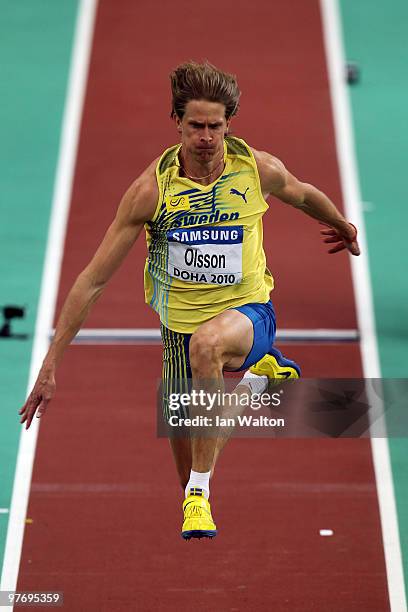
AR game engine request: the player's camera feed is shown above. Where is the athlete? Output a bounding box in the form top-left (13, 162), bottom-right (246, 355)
top-left (19, 62), bottom-right (360, 540)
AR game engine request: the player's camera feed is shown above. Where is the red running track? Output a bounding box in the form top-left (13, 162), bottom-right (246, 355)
top-left (17, 1), bottom-right (390, 610)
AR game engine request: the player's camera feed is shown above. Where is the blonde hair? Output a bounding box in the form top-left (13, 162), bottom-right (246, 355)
top-left (170, 61), bottom-right (241, 120)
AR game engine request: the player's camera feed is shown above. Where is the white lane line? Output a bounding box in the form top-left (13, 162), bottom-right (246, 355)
top-left (29, 481), bottom-right (376, 494)
top-left (50, 327), bottom-right (360, 344)
top-left (0, 0), bottom-right (98, 597)
top-left (320, 1), bottom-right (407, 610)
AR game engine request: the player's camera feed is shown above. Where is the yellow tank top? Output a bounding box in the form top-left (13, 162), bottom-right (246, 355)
top-left (144, 136), bottom-right (274, 333)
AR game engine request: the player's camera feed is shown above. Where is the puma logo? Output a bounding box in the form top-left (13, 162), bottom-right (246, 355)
top-left (230, 187), bottom-right (249, 203)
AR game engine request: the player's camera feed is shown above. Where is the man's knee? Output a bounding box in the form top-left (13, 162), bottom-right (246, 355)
top-left (189, 329), bottom-right (223, 375)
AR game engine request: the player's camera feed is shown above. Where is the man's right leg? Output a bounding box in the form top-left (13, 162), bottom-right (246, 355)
top-left (161, 319), bottom-right (300, 538)
top-left (161, 325), bottom-right (193, 490)
top-left (161, 322), bottom-right (224, 540)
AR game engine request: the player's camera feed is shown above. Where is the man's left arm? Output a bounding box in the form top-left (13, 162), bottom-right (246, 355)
top-left (253, 149), bottom-right (360, 256)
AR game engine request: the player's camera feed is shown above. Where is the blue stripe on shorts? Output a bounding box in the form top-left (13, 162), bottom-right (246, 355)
top-left (231, 300), bottom-right (276, 371)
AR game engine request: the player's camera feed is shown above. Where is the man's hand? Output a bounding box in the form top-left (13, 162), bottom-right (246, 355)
top-left (17, 163), bottom-right (158, 431)
top-left (19, 367), bottom-right (56, 429)
top-left (320, 222), bottom-right (360, 256)
top-left (252, 149), bottom-right (362, 258)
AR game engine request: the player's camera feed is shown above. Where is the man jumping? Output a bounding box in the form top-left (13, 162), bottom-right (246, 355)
top-left (19, 61), bottom-right (360, 540)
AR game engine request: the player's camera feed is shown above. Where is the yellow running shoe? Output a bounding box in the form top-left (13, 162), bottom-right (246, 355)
top-left (250, 347), bottom-right (301, 385)
top-left (182, 489), bottom-right (217, 540)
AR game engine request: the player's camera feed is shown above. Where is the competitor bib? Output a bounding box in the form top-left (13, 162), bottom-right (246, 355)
top-left (167, 226), bottom-right (243, 285)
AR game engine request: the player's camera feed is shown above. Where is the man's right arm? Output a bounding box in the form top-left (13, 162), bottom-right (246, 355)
top-left (19, 164), bottom-right (158, 429)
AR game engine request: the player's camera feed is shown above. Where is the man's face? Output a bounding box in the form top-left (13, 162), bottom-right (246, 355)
top-left (175, 99), bottom-right (230, 163)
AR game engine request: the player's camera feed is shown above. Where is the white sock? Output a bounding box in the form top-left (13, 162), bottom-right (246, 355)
top-left (185, 469), bottom-right (211, 499)
top-left (239, 370), bottom-right (268, 394)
